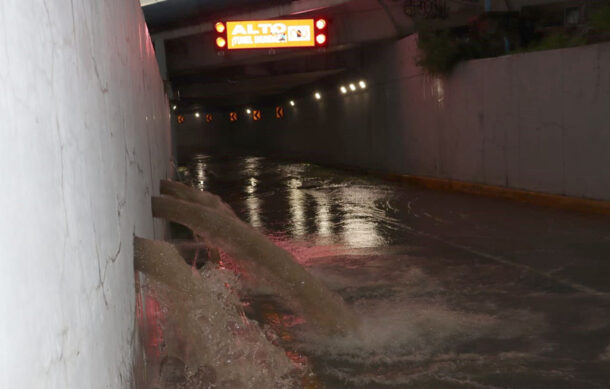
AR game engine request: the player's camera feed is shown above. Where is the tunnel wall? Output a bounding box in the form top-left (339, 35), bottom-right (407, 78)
top-left (178, 36), bottom-right (610, 201)
top-left (0, 1), bottom-right (171, 388)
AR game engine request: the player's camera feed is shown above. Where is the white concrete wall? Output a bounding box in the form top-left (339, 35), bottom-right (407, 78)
top-left (368, 36), bottom-right (610, 201)
top-left (184, 36), bottom-right (610, 201)
top-left (0, 1), bottom-right (171, 388)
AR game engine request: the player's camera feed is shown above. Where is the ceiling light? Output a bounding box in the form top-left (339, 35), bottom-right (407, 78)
top-left (195, 112), bottom-right (200, 118)
top-left (340, 86), bottom-right (347, 94)
top-left (314, 92), bottom-right (321, 100)
top-left (246, 108), bottom-right (252, 114)
top-left (349, 83), bottom-right (356, 91)
top-left (289, 100), bottom-right (295, 106)
top-left (359, 80), bottom-right (367, 89)
top-left (172, 105), bottom-right (177, 110)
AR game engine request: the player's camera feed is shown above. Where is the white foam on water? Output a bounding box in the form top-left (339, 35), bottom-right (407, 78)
top-left (295, 295), bottom-right (545, 363)
top-left (282, 255), bottom-right (550, 386)
top-left (291, 301), bottom-right (549, 387)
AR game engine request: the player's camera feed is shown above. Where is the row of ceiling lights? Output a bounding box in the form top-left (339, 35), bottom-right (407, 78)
top-left (340, 80), bottom-right (367, 94)
top-left (171, 78), bottom-right (367, 118)
top-left (314, 79), bottom-right (367, 100)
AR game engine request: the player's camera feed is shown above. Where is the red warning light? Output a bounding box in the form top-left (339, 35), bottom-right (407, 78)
top-left (216, 37), bottom-right (227, 48)
top-left (315, 19), bottom-right (327, 30)
top-left (215, 22), bottom-right (226, 34)
top-left (315, 34), bottom-right (327, 45)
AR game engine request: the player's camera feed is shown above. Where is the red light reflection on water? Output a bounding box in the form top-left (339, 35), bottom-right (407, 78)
top-left (136, 277), bottom-right (164, 357)
top-left (145, 296), bottom-right (164, 356)
top-left (267, 233), bottom-right (348, 266)
top-left (136, 283), bottom-right (165, 359)
top-left (259, 305), bottom-right (309, 368)
top-left (204, 240), bottom-right (332, 372)
top-left (285, 350), bottom-right (309, 366)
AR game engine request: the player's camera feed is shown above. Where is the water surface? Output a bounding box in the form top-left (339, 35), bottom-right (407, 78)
top-left (179, 154), bottom-right (610, 388)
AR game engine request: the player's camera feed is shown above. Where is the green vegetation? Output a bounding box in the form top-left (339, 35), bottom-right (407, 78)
top-left (416, 4), bottom-right (610, 75)
top-left (416, 25), bottom-right (508, 75)
top-left (520, 31), bottom-right (586, 52)
top-left (591, 5), bottom-right (610, 32)
top-left (416, 31), bottom-right (464, 75)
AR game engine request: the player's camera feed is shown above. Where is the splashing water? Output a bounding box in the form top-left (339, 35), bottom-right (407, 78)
top-left (135, 238), bottom-right (302, 388)
top-left (138, 154), bottom-right (610, 388)
top-left (152, 182), bottom-right (360, 336)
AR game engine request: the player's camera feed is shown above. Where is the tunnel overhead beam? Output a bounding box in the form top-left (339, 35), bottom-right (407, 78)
top-left (160, 0), bottom-right (414, 112)
top-left (152, 0), bottom-right (352, 41)
top-left (158, 0), bottom-right (412, 73)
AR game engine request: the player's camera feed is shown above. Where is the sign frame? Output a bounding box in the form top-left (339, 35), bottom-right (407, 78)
top-left (220, 18), bottom-right (327, 51)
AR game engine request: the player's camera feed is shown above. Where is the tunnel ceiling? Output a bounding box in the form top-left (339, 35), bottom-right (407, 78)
top-left (143, 0), bottom-right (483, 112)
top-left (143, 0), bottom-right (294, 33)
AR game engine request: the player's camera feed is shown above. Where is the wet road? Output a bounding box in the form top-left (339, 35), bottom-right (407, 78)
top-left (182, 154), bottom-right (610, 388)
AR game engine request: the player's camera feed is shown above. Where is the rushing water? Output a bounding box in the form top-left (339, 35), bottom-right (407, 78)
top-left (150, 154), bottom-right (610, 388)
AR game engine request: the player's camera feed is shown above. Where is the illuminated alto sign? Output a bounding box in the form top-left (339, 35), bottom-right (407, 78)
top-left (224, 19), bottom-right (326, 50)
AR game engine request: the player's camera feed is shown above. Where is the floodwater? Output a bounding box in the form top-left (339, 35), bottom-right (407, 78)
top-left (165, 154), bottom-right (610, 388)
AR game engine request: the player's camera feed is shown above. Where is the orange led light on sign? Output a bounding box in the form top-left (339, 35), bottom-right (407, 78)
top-left (177, 115), bottom-right (185, 124)
top-left (315, 19), bottom-right (327, 30)
top-left (216, 37), bottom-right (227, 48)
top-left (315, 34), bottom-right (326, 45)
top-left (215, 22), bottom-right (226, 33)
top-left (226, 19), bottom-right (317, 50)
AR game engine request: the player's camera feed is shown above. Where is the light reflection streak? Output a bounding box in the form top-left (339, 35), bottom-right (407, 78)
top-left (339, 187), bottom-right (384, 248)
top-left (314, 194), bottom-right (332, 239)
top-left (246, 194), bottom-right (262, 228)
top-left (279, 166), bottom-right (309, 238)
top-left (342, 217), bottom-right (381, 248)
top-left (246, 177), bottom-right (257, 195)
top-left (243, 156), bottom-right (262, 177)
top-left (192, 158), bottom-right (207, 190)
top-left (288, 185), bottom-right (306, 238)
top-left (243, 157), bottom-right (263, 228)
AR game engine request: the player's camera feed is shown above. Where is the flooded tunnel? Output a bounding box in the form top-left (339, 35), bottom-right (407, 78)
top-left (2, 0), bottom-right (610, 388)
